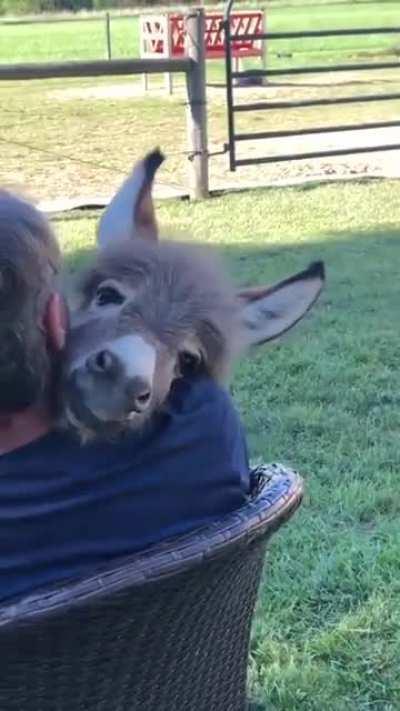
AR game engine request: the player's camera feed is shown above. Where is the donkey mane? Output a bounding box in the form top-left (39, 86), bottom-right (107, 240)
top-left (77, 238), bottom-right (241, 381)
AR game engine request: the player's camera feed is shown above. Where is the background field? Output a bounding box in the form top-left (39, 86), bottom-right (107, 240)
top-left (0, 0), bottom-right (399, 201)
top-left (1, 2), bottom-right (399, 67)
top-left (59, 178), bottom-right (400, 709)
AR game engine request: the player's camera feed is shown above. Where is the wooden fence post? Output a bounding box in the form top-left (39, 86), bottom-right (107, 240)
top-left (185, 9), bottom-right (209, 200)
top-left (105, 13), bottom-right (112, 61)
top-left (164, 13), bottom-right (173, 95)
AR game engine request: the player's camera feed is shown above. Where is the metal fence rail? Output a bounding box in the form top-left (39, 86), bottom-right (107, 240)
top-left (0, 58), bottom-right (192, 81)
top-left (238, 27), bottom-right (400, 40)
top-left (235, 120), bottom-right (400, 142)
top-left (223, 0), bottom-right (400, 171)
top-left (233, 61), bottom-right (400, 79)
top-left (233, 93), bottom-right (400, 112)
top-left (236, 144), bottom-right (400, 167)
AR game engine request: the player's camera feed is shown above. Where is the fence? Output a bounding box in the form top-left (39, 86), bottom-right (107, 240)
top-left (0, 9), bottom-right (208, 199)
top-left (223, 0), bottom-right (400, 171)
top-left (0, 11), bottom-right (122, 61)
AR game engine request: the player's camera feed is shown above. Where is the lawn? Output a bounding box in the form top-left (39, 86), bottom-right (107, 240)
top-left (0, 1), bottom-right (399, 68)
top-left (0, 0), bottom-right (399, 201)
top-left (57, 178), bottom-right (400, 709)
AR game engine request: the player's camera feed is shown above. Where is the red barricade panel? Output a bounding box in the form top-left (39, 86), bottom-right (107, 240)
top-left (141, 12), bottom-right (264, 59)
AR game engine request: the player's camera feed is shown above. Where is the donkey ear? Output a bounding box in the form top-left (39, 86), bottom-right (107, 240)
top-left (98, 149), bottom-right (165, 249)
top-left (238, 261), bottom-right (325, 347)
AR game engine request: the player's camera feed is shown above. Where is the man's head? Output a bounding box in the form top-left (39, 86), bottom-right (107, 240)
top-left (0, 190), bottom-right (65, 415)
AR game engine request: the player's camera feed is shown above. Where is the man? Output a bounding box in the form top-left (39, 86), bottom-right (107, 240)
top-left (0, 190), bottom-right (250, 602)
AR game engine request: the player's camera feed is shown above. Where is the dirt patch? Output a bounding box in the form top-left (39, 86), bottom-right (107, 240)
top-left (52, 81), bottom-right (155, 102)
top-left (2, 71), bottom-right (398, 205)
top-left (50, 76), bottom-right (400, 196)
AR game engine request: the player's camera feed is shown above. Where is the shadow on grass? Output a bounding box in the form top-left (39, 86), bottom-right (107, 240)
top-left (63, 212), bottom-right (399, 285)
top-left (63, 219), bottom-right (400, 356)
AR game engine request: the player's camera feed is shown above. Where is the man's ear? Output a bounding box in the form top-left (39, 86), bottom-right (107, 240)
top-left (43, 292), bottom-right (69, 352)
top-left (98, 149), bottom-right (165, 249)
top-left (238, 261), bottom-right (325, 348)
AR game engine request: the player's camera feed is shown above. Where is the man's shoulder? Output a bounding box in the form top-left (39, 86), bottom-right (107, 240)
top-left (0, 376), bottom-right (243, 478)
top-left (169, 375), bottom-right (234, 417)
top-left (166, 376), bottom-right (245, 449)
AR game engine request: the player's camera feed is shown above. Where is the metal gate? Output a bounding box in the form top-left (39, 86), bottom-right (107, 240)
top-left (223, 0), bottom-right (400, 171)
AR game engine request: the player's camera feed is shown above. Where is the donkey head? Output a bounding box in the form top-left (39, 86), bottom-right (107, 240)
top-left (63, 150), bottom-right (325, 440)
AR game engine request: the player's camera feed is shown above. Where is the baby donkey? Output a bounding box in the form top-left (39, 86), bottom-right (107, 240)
top-left (63, 150), bottom-right (325, 440)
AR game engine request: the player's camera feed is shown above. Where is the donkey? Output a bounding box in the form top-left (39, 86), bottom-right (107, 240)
top-left (63, 150), bottom-right (325, 440)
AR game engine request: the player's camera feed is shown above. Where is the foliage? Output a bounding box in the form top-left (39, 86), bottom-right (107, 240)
top-left (1, 0), bottom-right (399, 15)
top-left (0, 0), bottom-right (186, 14)
top-left (0, 0), bottom-right (93, 14)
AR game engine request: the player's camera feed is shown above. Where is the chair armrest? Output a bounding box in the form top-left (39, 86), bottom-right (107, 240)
top-left (248, 462), bottom-right (304, 533)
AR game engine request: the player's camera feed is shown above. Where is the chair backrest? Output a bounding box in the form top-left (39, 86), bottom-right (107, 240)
top-left (0, 464), bottom-right (302, 711)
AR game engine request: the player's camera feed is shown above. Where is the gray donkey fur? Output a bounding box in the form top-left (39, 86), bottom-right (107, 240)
top-left (63, 150), bottom-right (325, 441)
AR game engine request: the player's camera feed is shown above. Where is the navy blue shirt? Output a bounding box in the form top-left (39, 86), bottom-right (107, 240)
top-left (0, 376), bottom-right (249, 602)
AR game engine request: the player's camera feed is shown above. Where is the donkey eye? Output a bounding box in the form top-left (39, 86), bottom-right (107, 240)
top-left (95, 285), bottom-right (125, 307)
top-left (179, 351), bottom-right (202, 372)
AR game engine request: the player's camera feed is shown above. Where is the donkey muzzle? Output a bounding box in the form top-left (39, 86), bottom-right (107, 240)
top-left (65, 354), bottom-right (153, 429)
top-left (86, 348), bottom-right (152, 413)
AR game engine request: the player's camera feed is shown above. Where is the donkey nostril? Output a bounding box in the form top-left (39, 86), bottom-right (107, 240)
top-left (96, 350), bottom-right (113, 372)
top-left (136, 391), bottom-right (151, 407)
top-left (96, 351), bottom-right (109, 370)
top-left (128, 379), bottom-right (152, 413)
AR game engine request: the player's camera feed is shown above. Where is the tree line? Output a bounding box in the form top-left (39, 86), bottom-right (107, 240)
top-left (1, 0), bottom-right (258, 14)
top-left (0, 0), bottom-right (181, 14)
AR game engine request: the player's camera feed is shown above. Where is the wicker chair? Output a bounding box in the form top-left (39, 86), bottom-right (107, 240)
top-left (0, 463), bottom-right (303, 711)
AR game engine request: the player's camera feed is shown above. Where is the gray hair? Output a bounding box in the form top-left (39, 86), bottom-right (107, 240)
top-left (0, 190), bottom-right (61, 413)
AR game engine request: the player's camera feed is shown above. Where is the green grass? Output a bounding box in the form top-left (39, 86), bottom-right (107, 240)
top-left (0, 1), bottom-right (399, 70)
top-left (57, 178), bottom-right (400, 708)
